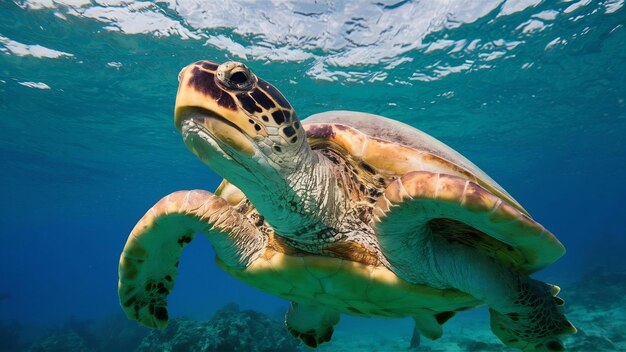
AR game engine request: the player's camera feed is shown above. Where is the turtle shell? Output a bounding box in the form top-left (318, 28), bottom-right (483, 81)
top-left (302, 111), bottom-right (564, 273)
top-left (303, 110), bottom-right (525, 214)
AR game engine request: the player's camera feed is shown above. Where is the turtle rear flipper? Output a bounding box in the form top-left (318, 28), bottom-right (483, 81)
top-left (285, 302), bottom-right (340, 348)
top-left (118, 190), bottom-right (265, 329)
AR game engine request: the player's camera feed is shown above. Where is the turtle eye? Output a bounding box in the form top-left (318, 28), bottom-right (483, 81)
top-left (230, 71), bottom-right (248, 84)
top-left (216, 61), bottom-right (255, 90)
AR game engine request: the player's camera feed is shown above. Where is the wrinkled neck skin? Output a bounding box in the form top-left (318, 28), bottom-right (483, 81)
top-left (183, 119), bottom-right (345, 246)
top-left (241, 144), bottom-right (346, 245)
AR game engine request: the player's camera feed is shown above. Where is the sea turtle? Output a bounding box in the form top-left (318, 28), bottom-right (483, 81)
top-left (118, 61), bottom-right (576, 351)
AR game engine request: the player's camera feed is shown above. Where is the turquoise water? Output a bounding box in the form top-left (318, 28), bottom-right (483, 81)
top-left (1, 0), bottom-right (626, 350)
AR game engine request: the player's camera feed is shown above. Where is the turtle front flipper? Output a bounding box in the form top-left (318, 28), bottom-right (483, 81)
top-left (372, 171), bottom-right (575, 350)
top-left (285, 302), bottom-right (340, 348)
top-left (118, 190), bottom-right (265, 329)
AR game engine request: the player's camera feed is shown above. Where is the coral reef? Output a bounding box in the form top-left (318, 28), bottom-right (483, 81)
top-left (137, 303), bottom-right (303, 352)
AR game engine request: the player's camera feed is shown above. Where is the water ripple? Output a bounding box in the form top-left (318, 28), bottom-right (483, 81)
top-left (0, 35), bottom-right (74, 58)
top-left (13, 0), bottom-right (625, 82)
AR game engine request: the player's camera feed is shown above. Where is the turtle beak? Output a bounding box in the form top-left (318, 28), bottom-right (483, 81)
top-left (174, 61), bottom-right (259, 156)
top-left (174, 62), bottom-right (260, 136)
top-left (176, 107), bottom-right (256, 157)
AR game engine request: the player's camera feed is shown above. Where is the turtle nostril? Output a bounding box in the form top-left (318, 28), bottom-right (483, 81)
top-left (230, 71), bottom-right (248, 84)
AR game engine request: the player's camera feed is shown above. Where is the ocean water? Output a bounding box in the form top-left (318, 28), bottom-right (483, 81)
top-left (1, 0), bottom-right (625, 351)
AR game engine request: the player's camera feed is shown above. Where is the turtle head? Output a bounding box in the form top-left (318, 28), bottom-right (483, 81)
top-left (175, 61), bottom-right (341, 239)
top-left (175, 60), bottom-right (308, 179)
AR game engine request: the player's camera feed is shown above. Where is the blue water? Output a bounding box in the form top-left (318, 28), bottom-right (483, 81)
top-left (1, 0), bottom-right (625, 350)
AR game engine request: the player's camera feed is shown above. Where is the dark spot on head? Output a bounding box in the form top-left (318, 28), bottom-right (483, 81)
top-left (188, 67), bottom-right (214, 93)
top-left (262, 115), bottom-right (269, 122)
top-left (164, 275), bottom-right (172, 281)
top-left (199, 61), bottom-right (218, 70)
top-left (274, 145), bottom-right (282, 153)
top-left (306, 125), bottom-right (335, 139)
top-left (259, 79), bottom-right (291, 108)
top-left (291, 136), bottom-right (298, 144)
top-left (283, 126), bottom-right (296, 137)
top-left (248, 119), bottom-right (254, 124)
top-left (272, 110), bottom-right (285, 125)
top-left (237, 93), bottom-right (262, 114)
top-left (216, 92), bottom-right (236, 110)
top-left (254, 124), bottom-right (261, 131)
top-left (250, 88), bottom-right (275, 109)
top-left (283, 110), bottom-right (292, 122)
top-left (294, 121), bottom-right (300, 129)
top-left (187, 66), bottom-right (236, 110)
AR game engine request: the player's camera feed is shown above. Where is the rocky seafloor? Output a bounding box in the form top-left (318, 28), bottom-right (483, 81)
top-left (14, 303), bottom-right (303, 352)
top-left (2, 269), bottom-right (625, 351)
